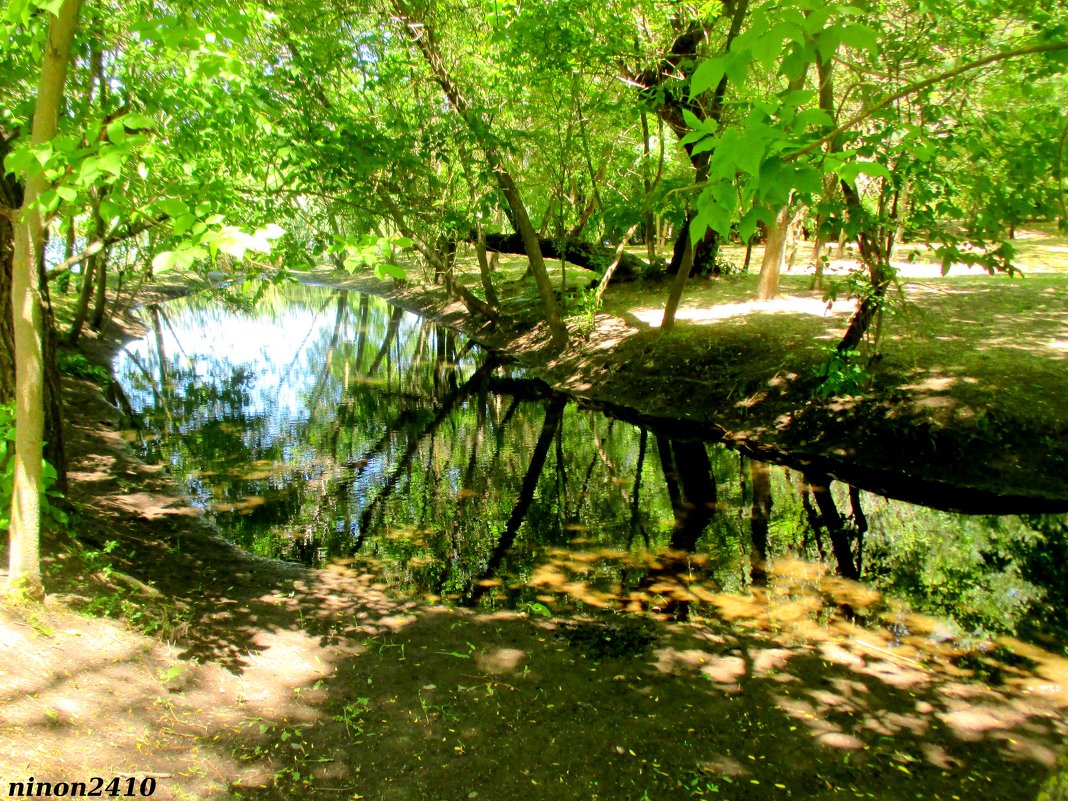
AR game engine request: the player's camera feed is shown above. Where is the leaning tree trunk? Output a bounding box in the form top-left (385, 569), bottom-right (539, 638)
top-left (392, 0), bottom-right (568, 348)
top-left (481, 232), bottom-right (648, 282)
top-left (67, 186), bottom-right (105, 344)
top-left (8, 0), bottom-right (82, 598)
top-left (814, 50), bottom-right (893, 353)
top-left (88, 247), bottom-right (107, 330)
top-left (642, 1), bottom-right (750, 331)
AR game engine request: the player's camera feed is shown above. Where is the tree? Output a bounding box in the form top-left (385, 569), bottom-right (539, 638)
top-left (7, 0), bottom-right (82, 597)
top-left (676, 0), bottom-right (1068, 352)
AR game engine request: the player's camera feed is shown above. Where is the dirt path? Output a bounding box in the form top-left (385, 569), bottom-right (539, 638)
top-left (1, 284), bottom-right (1067, 800)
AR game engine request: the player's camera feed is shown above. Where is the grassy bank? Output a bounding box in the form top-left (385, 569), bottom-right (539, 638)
top-left (0, 228), bottom-right (1066, 800)
top-left (310, 225), bottom-right (1068, 505)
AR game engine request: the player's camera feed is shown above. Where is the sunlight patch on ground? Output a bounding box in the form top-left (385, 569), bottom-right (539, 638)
top-left (631, 295), bottom-right (856, 328)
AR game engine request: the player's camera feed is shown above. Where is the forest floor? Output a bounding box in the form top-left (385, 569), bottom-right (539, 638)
top-left (2, 227), bottom-right (1068, 800)
top-left (314, 223), bottom-right (1068, 509)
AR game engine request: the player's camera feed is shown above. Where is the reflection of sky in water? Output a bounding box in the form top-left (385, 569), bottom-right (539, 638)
top-left (111, 286), bottom-right (1068, 651)
top-left (120, 305), bottom-right (330, 423)
top-left (117, 298), bottom-right (462, 438)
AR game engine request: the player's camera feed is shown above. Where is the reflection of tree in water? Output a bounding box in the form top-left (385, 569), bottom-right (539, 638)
top-left (116, 286), bottom-right (1068, 643)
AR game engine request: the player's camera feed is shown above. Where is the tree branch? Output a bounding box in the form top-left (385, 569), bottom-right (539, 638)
top-left (45, 214), bottom-right (166, 281)
top-left (789, 41), bottom-right (1068, 161)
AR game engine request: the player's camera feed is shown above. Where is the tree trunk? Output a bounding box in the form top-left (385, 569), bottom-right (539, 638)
top-left (88, 237), bottom-right (107, 329)
top-left (392, 0), bottom-right (568, 348)
top-left (660, 229), bottom-right (695, 332)
top-left (465, 396), bottom-right (566, 606)
top-left (893, 180), bottom-right (910, 246)
top-left (757, 204), bottom-right (791, 300)
top-left (749, 459), bottom-right (771, 586)
top-left (749, 460), bottom-right (771, 560)
top-left (474, 225), bottom-right (499, 308)
top-left (37, 253), bottom-right (66, 493)
top-left (481, 232), bottom-right (647, 282)
top-left (67, 187), bottom-right (104, 344)
top-left (0, 178), bottom-right (18, 403)
top-left (640, 108), bottom-right (656, 261)
top-left (1, 155), bottom-right (65, 490)
top-left (378, 189), bottom-right (496, 319)
top-left (8, 0), bottom-right (82, 598)
top-left (805, 474), bottom-right (858, 580)
top-left (594, 224), bottom-right (641, 305)
top-left (1057, 118), bottom-right (1068, 232)
top-left (814, 51), bottom-right (894, 353)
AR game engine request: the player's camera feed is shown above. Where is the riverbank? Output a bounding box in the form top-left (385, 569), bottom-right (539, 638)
top-left (298, 228), bottom-right (1068, 509)
top-left (2, 261), bottom-right (1068, 799)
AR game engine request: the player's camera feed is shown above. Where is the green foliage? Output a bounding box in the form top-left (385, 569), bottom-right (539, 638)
top-left (866, 514), bottom-right (1047, 638)
top-left (523, 601), bottom-right (553, 618)
top-left (813, 347), bottom-right (870, 398)
top-left (332, 696), bottom-right (372, 738)
top-left (0, 404), bottom-right (66, 530)
top-left (57, 352), bottom-right (111, 386)
top-left (564, 285), bottom-right (601, 333)
top-left (332, 235), bottom-right (412, 281)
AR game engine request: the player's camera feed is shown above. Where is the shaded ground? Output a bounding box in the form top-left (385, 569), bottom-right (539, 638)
top-left (3, 376), bottom-right (1068, 798)
top-left (312, 225), bottom-right (1068, 506)
top-left (2, 228), bottom-right (1067, 800)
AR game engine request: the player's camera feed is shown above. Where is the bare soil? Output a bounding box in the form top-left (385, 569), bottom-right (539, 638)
top-left (2, 244), bottom-right (1068, 800)
top-left (312, 227), bottom-right (1068, 508)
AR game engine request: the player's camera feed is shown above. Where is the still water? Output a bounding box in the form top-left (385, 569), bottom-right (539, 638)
top-left (114, 283), bottom-right (1068, 647)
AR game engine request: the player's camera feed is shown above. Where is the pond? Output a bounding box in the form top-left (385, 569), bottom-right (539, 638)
top-left (114, 283), bottom-right (1068, 650)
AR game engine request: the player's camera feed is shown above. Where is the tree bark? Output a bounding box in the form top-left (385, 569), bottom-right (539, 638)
top-left (481, 232), bottom-right (647, 282)
top-left (88, 247), bottom-right (107, 330)
top-left (67, 187), bottom-right (104, 344)
top-left (757, 204), bottom-right (791, 300)
top-left (640, 108), bottom-right (656, 260)
top-left (8, 0), bottom-right (82, 597)
top-left (392, 0), bottom-right (568, 348)
top-left (0, 155), bottom-right (18, 403)
top-left (660, 229), bottom-right (694, 332)
top-left (814, 51), bottom-right (893, 353)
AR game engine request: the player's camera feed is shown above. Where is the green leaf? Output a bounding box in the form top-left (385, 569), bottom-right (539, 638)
top-left (99, 149), bottom-right (125, 176)
top-left (173, 213), bottom-right (197, 235)
top-left (738, 206), bottom-right (776, 243)
top-left (838, 160), bottom-right (892, 184)
top-left (690, 57), bottom-right (725, 98)
top-left (837, 22), bottom-right (879, 56)
top-left (682, 108), bottom-right (704, 132)
top-left (33, 143), bottom-right (53, 167)
top-left (376, 262), bottom-right (406, 280)
top-left (3, 146), bottom-right (33, 176)
top-left (55, 185), bottom-right (77, 202)
top-left (152, 251), bottom-right (178, 273)
top-left (792, 108), bottom-right (835, 131)
top-left (37, 190), bottom-right (60, 213)
top-left (106, 119), bottom-right (126, 144)
top-left (122, 113), bottom-right (154, 130)
top-left (693, 201), bottom-right (731, 242)
top-left (158, 198), bottom-right (189, 218)
top-left (99, 199), bottom-right (121, 223)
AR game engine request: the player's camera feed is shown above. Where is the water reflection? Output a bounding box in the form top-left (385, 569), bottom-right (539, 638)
top-left (115, 284), bottom-right (1068, 648)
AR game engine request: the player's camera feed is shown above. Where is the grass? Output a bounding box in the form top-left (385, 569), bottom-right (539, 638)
top-left (403, 222), bottom-right (1067, 500)
top-left (4, 238), bottom-right (1066, 800)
